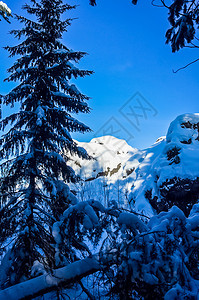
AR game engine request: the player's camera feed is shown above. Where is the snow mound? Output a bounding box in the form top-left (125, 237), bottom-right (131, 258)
top-left (130, 113), bottom-right (199, 216)
top-left (70, 135), bottom-right (137, 181)
top-left (155, 113), bottom-right (199, 185)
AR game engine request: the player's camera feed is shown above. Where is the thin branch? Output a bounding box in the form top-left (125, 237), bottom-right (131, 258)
top-left (184, 45), bottom-right (199, 48)
top-left (79, 280), bottom-right (96, 300)
top-left (188, 0), bottom-right (196, 13)
top-left (33, 204), bottom-right (56, 222)
top-left (173, 58), bottom-right (199, 73)
top-left (119, 207), bottom-right (150, 219)
top-left (151, 0), bottom-right (165, 8)
top-left (160, 0), bottom-right (170, 9)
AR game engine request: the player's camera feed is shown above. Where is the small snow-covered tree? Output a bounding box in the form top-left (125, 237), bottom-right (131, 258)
top-left (0, 0), bottom-right (92, 288)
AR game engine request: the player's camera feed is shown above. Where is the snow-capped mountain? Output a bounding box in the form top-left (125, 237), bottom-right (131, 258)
top-left (69, 113), bottom-right (199, 217)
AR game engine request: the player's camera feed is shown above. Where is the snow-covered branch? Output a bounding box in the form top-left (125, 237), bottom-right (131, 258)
top-left (0, 256), bottom-right (101, 300)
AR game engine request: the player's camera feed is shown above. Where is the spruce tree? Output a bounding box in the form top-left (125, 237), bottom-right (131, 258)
top-left (0, 0), bottom-right (92, 288)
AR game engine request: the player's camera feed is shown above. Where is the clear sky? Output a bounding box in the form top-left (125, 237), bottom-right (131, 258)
top-left (0, 0), bottom-right (198, 149)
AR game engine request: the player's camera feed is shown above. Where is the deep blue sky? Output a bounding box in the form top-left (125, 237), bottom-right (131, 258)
top-left (0, 0), bottom-right (198, 149)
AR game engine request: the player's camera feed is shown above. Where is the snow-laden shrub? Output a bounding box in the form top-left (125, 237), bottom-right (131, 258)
top-left (52, 199), bottom-right (116, 267)
top-left (55, 201), bottom-right (199, 299)
top-left (108, 205), bottom-right (199, 299)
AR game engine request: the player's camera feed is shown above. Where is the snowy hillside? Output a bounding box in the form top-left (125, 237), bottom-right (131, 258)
top-left (69, 135), bottom-right (138, 208)
top-left (69, 113), bottom-right (199, 217)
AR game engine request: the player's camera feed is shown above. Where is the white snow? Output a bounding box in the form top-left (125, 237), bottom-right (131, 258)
top-left (68, 113), bottom-right (199, 217)
top-left (35, 105), bottom-right (45, 126)
top-left (155, 113), bottom-right (199, 185)
top-left (0, 257), bottom-right (100, 300)
top-left (68, 135), bottom-right (138, 209)
top-left (0, 1), bottom-right (11, 16)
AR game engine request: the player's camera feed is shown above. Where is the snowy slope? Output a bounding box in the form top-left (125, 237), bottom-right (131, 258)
top-left (70, 135), bottom-right (136, 180)
top-left (69, 113), bottom-right (199, 216)
top-left (68, 135), bottom-right (164, 216)
top-left (69, 136), bottom-right (138, 208)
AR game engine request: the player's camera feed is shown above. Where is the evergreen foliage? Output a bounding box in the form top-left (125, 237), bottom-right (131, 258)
top-left (0, 0), bottom-right (92, 288)
top-left (90, 0), bottom-right (199, 54)
top-left (90, 0), bottom-right (96, 5)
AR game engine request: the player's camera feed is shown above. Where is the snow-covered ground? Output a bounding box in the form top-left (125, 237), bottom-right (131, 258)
top-left (69, 113), bottom-right (199, 216)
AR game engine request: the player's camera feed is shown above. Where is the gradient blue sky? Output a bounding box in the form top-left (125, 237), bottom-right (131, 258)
top-left (0, 0), bottom-right (198, 149)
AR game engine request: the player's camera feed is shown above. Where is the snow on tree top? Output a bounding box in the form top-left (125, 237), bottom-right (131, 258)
top-left (0, 1), bottom-right (11, 16)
